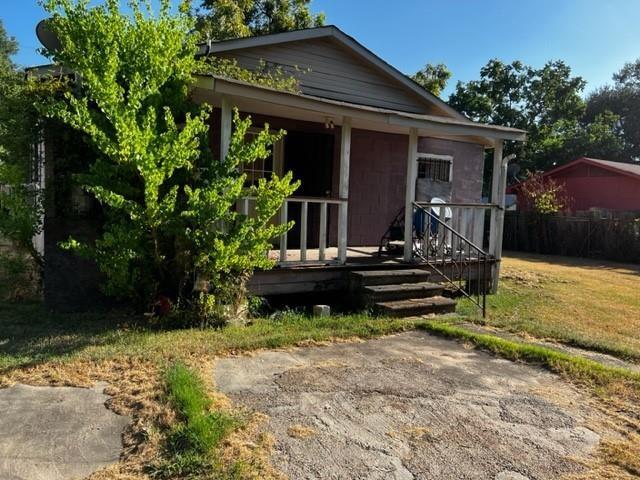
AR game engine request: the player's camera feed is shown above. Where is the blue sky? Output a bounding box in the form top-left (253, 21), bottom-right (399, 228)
top-left (3, 0), bottom-right (640, 98)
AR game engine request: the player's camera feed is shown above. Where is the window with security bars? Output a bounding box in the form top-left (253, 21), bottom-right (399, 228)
top-left (417, 156), bottom-right (452, 182)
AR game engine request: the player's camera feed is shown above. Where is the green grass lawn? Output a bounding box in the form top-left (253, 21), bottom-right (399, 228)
top-left (2, 253), bottom-right (640, 479)
top-left (457, 252), bottom-right (640, 362)
top-left (0, 300), bottom-right (417, 371)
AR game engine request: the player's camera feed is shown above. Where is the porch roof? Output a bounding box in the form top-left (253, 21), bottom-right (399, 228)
top-left (193, 75), bottom-right (527, 146)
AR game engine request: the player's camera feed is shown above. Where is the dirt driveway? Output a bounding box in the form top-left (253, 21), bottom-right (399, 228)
top-left (215, 331), bottom-right (601, 480)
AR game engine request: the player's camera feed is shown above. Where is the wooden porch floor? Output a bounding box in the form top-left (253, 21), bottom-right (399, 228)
top-left (270, 246), bottom-right (404, 266)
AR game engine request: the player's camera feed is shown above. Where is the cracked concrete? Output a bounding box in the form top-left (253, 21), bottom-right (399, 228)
top-left (0, 383), bottom-right (130, 480)
top-left (215, 331), bottom-right (601, 480)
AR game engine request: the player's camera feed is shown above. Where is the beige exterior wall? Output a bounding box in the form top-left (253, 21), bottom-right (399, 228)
top-left (218, 37), bottom-right (437, 114)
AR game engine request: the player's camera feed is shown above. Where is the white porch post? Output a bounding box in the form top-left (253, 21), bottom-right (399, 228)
top-left (403, 128), bottom-right (419, 262)
top-left (489, 140), bottom-right (507, 293)
top-left (337, 116), bottom-right (352, 263)
top-left (220, 95), bottom-right (232, 161)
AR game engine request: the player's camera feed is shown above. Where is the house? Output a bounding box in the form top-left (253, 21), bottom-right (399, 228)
top-left (509, 157), bottom-right (640, 213)
top-left (36, 26), bottom-right (526, 315)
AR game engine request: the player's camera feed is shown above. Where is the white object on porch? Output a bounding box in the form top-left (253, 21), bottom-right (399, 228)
top-left (413, 202), bottom-right (497, 257)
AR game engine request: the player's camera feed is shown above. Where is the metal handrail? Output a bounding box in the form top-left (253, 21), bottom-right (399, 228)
top-left (412, 202), bottom-right (489, 317)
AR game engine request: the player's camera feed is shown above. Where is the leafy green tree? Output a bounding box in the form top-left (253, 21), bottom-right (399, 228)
top-left (197, 0), bottom-right (325, 41)
top-left (0, 21), bottom-right (18, 71)
top-left (449, 59), bottom-right (625, 171)
top-left (0, 20), bottom-right (46, 281)
top-left (535, 111), bottom-right (625, 165)
top-left (411, 63), bottom-right (451, 97)
top-left (42, 0), bottom-right (298, 322)
top-left (449, 60), bottom-right (529, 129)
top-left (586, 58), bottom-right (640, 161)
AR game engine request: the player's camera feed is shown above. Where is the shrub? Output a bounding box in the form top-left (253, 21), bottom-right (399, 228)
top-left (42, 0), bottom-right (299, 322)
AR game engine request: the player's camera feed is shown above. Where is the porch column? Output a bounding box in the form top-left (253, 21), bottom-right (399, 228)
top-left (220, 95), bottom-right (232, 161)
top-left (337, 116), bottom-right (352, 263)
top-left (489, 140), bottom-right (507, 293)
top-left (403, 128), bottom-right (419, 262)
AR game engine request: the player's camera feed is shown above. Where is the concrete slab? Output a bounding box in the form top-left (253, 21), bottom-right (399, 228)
top-left (0, 383), bottom-right (130, 480)
top-left (215, 331), bottom-right (601, 480)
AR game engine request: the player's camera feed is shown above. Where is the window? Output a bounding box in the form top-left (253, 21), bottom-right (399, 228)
top-left (241, 128), bottom-right (283, 186)
top-left (417, 154), bottom-right (453, 182)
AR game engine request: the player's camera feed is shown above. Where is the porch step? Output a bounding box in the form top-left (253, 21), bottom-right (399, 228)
top-left (375, 296), bottom-right (457, 317)
top-left (350, 268), bottom-right (431, 287)
top-left (363, 282), bottom-right (444, 302)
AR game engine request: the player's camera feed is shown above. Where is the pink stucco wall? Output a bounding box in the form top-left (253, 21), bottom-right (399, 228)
top-left (210, 110), bottom-right (485, 247)
top-left (345, 129), bottom-right (408, 246)
top-left (346, 130), bottom-right (485, 246)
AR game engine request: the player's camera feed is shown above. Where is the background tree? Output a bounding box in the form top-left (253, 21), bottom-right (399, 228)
top-left (411, 63), bottom-right (451, 97)
top-left (197, 0), bottom-right (325, 41)
top-left (43, 0), bottom-right (298, 323)
top-left (586, 58), bottom-right (640, 162)
top-left (449, 59), bottom-right (626, 173)
top-left (0, 21), bottom-right (18, 71)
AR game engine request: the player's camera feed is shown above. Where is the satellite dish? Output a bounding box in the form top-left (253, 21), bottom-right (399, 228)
top-left (36, 19), bottom-right (61, 53)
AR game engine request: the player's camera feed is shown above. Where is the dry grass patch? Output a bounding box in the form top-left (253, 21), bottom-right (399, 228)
top-left (0, 306), bottom-right (417, 478)
top-left (2, 357), bottom-right (168, 479)
top-left (286, 424), bottom-right (317, 439)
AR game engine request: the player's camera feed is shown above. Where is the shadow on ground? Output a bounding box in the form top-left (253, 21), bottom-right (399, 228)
top-left (0, 301), bottom-right (136, 368)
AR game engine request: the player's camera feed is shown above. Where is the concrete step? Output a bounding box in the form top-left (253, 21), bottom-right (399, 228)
top-left (375, 296), bottom-right (457, 317)
top-left (350, 269), bottom-right (431, 287)
top-left (363, 282), bottom-right (444, 302)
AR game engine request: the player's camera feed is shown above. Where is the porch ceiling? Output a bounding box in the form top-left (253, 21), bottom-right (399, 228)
top-left (192, 75), bottom-right (526, 146)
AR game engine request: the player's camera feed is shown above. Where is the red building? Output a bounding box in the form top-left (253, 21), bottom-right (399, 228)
top-left (510, 157), bottom-right (640, 212)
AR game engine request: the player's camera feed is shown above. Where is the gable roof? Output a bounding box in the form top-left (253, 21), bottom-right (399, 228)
top-left (545, 157), bottom-right (640, 181)
top-left (197, 25), bottom-right (467, 120)
top-left (195, 74), bottom-right (526, 143)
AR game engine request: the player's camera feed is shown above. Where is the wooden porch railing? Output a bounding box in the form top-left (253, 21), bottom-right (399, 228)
top-left (240, 196), bottom-right (348, 266)
top-left (412, 202), bottom-right (498, 317)
top-left (414, 202), bottom-right (498, 254)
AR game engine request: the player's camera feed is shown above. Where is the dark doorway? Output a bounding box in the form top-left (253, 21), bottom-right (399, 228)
top-left (284, 130), bottom-right (335, 248)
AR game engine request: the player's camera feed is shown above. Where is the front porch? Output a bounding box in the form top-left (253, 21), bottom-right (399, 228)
top-left (193, 75), bottom-right (525, 303)
top-left (249, 244), bottom-right (497, 304)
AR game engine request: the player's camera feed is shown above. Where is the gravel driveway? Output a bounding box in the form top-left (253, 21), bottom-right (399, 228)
top-left (215, 331), bottom-right (600, 480)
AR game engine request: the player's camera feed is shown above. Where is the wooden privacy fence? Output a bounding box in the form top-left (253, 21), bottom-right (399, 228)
top-left (503, 211), bottom-right (640, 263)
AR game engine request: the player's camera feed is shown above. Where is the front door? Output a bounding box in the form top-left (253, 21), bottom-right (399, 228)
top-left (284, 130), bottom-right (335, 248)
